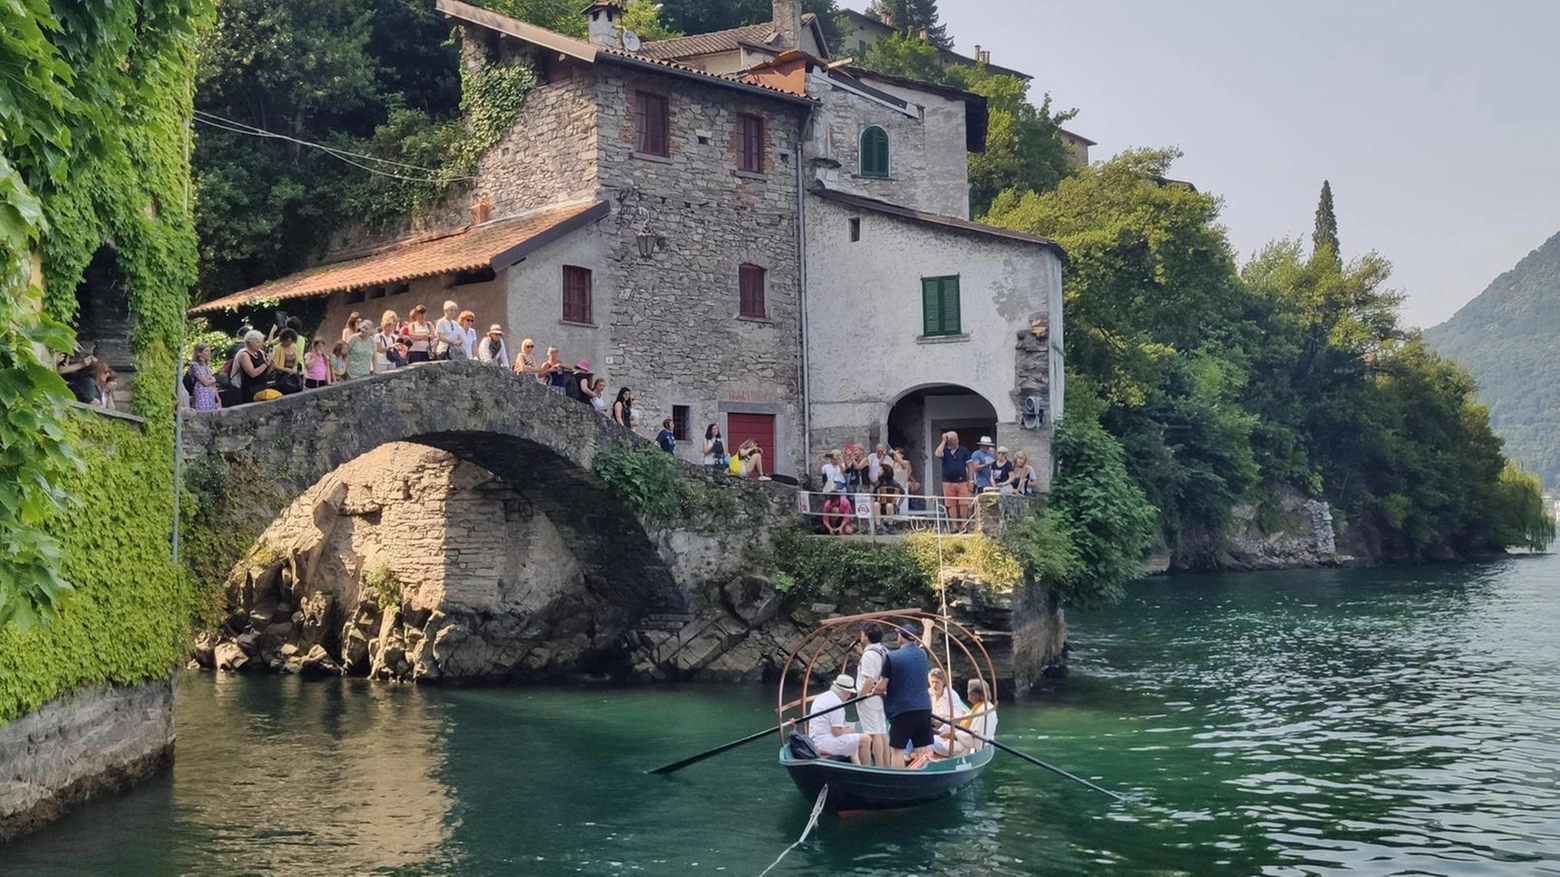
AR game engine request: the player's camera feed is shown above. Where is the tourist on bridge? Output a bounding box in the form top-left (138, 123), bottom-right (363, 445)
top-left (989, 446), bottom-right (1015, 493)
top-left (612, 387), bottom-right (634, 427)
top-left (513, 338), bottom-right (538, 377)
top-left (189, 343), bottom-right (221, 411)
top-left (341, 312), bottom-right (362, 343)
top-left (539, 347), bottom-right (569, 393)
top-left (435, 301), bottom-right (467, 360)
top-left (656, 418), bottom-right (677, 453)
top-left (375, 312), bottom-right (401, 371)
top-left (703, 423), bottom-right (726, 472)
top-left (805, 675), bottom-right (868, 764)
top-left (1006, 452), bottom-right (1037, 496)
top-left (403, 305), bottom-right (434, 363)
top-left (477, 325), bottom-right (509, 367)
top-left (344, 321), bottom-right (376, 379)
top-left (458, 310), bottom-right (478, 359)
top-left (233, 330), bottom-right (274, 404)
top-left (271, 328), bottom-right (304, 395)
top-left (970, 437), bottom-right (996, 492)
top-left (303, 339), bottom-right (332, 389)
top-left (589, 377), bottom-right (608, 414)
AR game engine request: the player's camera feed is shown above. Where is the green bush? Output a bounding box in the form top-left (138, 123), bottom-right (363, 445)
top-left (591, 442), bottom-right (694, 526)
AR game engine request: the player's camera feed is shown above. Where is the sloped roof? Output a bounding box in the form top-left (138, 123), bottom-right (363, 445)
top-left (189, 201), bottom-right (608, 315)
top-left (637, 14), bottom-right (821, 60)
top-left (809, 185), bottom-right (1065, 260)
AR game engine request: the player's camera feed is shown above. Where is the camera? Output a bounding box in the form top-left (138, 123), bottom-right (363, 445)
top-left (274, 311), bottom-right (289, 328)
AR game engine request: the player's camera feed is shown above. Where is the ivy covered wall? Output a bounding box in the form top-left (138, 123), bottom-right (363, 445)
top-left (0, 0), bottom-right (208, 722)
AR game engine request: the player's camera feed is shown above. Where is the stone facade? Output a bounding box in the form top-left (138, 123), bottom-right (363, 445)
top-left (804, 195), bottom-right (1064, 492)
top-left (806, 69), bottom-right (973, 219)
top-left (0, 678), bottom-right (175, 842)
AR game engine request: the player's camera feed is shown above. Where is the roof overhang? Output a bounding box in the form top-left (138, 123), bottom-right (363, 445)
top-left (809, 185), bottom-right (1066, 261)
top-left (188, 201), bottom-right (610, 316)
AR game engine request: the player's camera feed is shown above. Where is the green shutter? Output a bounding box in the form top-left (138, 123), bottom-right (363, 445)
top-left (921, 276), bottom-right (961, 337)
top-left (922, 277), bottom-right (942, 336)
top-left (861, 127), bottom-right (889, 177)
top-left (941, 275), bottom-right (960, 335)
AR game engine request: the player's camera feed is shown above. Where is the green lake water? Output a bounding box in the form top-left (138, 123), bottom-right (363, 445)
top-left (7, 554), bottom-right (1560, 876)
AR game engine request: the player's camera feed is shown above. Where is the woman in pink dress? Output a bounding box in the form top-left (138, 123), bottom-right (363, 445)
top-left (303, 339), bottom-right (332, 389)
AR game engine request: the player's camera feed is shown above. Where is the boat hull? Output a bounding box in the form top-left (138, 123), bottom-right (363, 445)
top-left (778, 746), bottom-right (994, 812)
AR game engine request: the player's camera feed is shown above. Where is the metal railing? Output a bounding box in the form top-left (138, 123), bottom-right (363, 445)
top-left (794, 487), bottom-right (1036, 541)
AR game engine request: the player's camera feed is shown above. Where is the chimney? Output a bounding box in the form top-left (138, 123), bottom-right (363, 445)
top-left (975, 45), bottom-right (991, 65)
top-left (917, 26), bottom-right (928, 42)
top-left (470, 195), bottom-right (492, 225)
top-left (583, 1), bottom-right (623, 49)
top-left (772, 0), bottom-right (801, 50)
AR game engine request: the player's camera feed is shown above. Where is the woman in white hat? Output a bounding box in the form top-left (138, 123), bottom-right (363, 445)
top-left (806, 674), bottom-right (867, 763)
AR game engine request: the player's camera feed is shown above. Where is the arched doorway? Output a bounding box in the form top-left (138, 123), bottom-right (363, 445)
top-left (886, 384), bottom-right (999, 493)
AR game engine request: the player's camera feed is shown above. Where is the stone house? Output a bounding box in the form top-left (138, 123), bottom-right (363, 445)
top-left (190, 0), bottom-right (1067, 491)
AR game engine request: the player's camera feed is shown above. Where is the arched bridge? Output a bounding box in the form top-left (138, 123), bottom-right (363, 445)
top-left (180, 362), bottom-right (790, 682)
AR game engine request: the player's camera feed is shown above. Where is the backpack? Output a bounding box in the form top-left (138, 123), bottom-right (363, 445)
top-left (787, 730), bottom-right (819, 761)
top-left (220, 357), bottom-right (238, 391)
top-left (182, 365), bottom-right (196, 397)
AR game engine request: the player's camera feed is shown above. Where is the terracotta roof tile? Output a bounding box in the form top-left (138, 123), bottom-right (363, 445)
top-left (189, 201), bottom-right (608, 316)
top-left (636, 15), bottom-right (816, 60)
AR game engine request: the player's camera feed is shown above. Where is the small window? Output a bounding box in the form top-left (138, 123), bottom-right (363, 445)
top-left (860, 126), bottom-right (890, 178)
top-left (921, 275), bottom-right (961, 337)
top-left (736, 114), bottom-right (764, 173)
top-left (634, 92), bottom-right (670, 157)
top-left (739, 264), bottom-right (767, 319)
top-left (672, 405), bottom-right (691, 441)
top-left (563, 265), bottom-right (593, 324)
top-left (849, 218), bottom-right (861, 242)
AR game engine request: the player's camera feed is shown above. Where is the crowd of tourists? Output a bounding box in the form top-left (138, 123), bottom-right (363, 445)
top-left (56, 348), bottom-right (121, 411)
top-left (804, 622), bottom-right (997, 768)
top-left (177, 302), bottom-right (641, 431)
top-left (814, 434), bottom-right (1037, 535)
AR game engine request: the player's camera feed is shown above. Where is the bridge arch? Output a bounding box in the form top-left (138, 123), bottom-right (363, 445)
top-left (180, 362), bottom-right (775, 680)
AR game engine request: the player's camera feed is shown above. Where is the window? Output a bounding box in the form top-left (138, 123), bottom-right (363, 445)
top-left (860, 126), bottom-right (890, 178)
top-left (921, 275), bottom-right (961, 337)
top-left (672, 405), bottom-right (691, 442)
top-left (739, 264), bottom-right (767, 318)
top-left (634, 92), bottom-right (670, 156)
top-left (736, 114), bottom-right (764, 173)
top-left (563, 266), bottom-right (593, 324)
top-left (849, 218), bottom-right (861, 242)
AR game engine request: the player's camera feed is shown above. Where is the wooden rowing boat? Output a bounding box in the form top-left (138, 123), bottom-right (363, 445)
top-left (774, 608), bottom-right (999, 812)
top-left (779, 744), bottom-right (995, 812)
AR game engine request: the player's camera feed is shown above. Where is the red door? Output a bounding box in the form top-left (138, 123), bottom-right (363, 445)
top-left (726, 413), bottom-right (776, 475)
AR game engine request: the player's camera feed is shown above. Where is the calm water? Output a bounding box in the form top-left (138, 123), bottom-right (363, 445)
top-left (8, 554), bottom-right (1560, 876)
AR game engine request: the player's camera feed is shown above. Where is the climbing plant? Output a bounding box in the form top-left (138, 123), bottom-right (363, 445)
top-left (0, 0), bottom-right (208, 720)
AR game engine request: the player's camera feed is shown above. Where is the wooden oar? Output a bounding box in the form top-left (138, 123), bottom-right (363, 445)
top-left (932, 716), bottom-right (1127, 802)
top-left (649, 694), bottom-right (871, 776)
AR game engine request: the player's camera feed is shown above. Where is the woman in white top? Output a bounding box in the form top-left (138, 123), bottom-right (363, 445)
top-left (458, 310), bottom-right (478, 359)
top-left (434, 301), bottom-right (465, 360)
top-left (374, 310), bottom-right (399, 373)
top-left (928, 668), bottom-right (970, 757)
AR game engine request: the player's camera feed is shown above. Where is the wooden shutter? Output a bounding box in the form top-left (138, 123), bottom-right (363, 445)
top-left (636, 93), bottom-right (669, 156)
top-left (921, 275), bottom-right (961, 336)
top-left (739, 264), bottom-right (766, 318)
top-left (861, 126), bottom-right (889, 177)
top-left (738, 115), bottom-right (764, 173)
top-left (563, 266), bottom-right (592, 324)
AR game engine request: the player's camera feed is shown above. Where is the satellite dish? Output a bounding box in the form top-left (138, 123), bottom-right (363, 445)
top-left (622, 29), bottom-right (642, 52)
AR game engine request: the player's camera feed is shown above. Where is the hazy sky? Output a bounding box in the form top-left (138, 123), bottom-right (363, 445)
top-left (842, 0), bottom-right (1560, 328)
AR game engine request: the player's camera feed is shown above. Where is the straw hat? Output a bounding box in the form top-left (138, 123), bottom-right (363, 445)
top-left (832, 674), bottom-right (857, 694)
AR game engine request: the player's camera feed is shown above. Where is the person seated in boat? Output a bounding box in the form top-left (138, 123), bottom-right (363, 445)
top-left (961, 679), bottom-right (998, 752)
top-left (868, 624), bottom-right (934, 769)
top-left (806, 675), bottom-right (868, 764)
top-left (927, 668), bottom-right (969, 757)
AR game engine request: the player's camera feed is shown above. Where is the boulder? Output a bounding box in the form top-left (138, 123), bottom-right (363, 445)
top-left (214, 642), bottom-right (249, 672)
top-left (720, 576), bottom-right (783, 628)
top-left (299, 645), bottom-right (342, 678)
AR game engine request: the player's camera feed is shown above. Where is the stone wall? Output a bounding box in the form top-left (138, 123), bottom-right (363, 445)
top-left (1196, 487), bottom-right (1345, 572)
top-left (0, 678), bottom-right (174, 842)
top-left (805, 70), bottom-right (972, 219)
top-left (591, 66), bottom-right (810, 477)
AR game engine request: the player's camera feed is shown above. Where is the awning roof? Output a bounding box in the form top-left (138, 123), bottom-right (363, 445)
top-left (189, 201), bottom-right (608, 315)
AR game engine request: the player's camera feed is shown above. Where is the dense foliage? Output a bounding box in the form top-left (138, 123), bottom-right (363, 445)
top-left (1, 0), bottom-right (206, 717)
top-left (987, 150), bottom-right (1553, 565)
top-left (865, 0), bottom-right (950, 48)
top-left (1424, 230), bottom-right (1560, 491)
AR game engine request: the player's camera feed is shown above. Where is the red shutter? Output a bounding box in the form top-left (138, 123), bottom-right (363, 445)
top-left (726, 413), bottom-right (776, 475)
top-left (563, 266), bottom-right (592, 324)
top-left (739, 264), bottom-right (766, 318)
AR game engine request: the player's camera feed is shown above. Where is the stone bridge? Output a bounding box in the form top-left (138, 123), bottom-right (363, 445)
top-left (180, 361), bottom-right (793, 682)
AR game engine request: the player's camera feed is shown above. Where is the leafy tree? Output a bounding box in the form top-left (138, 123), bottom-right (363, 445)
top-left (945, 65), bottom-right (1075, 217)
top-left (1313, 179), bottom-right (1340, 266)
top-left (866, 0), bottom-right (949, 48)
top-left (859, 30), bottom-right (947, 83)
top-left (655, 0), bottom-right (846, 52)
top-left (1490, 463), bottom-right (1555, 550)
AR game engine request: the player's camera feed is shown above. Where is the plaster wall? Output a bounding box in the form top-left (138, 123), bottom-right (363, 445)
top-left (804, 195), bottom-right (1058, 487)
top-left (806, 70), bottom-right (971, 219)
top-left (321, 273), bottom-right (508, 351)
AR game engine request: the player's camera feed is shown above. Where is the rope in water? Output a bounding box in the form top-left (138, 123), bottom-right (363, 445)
top-left (757, 784), bottom-right (828, 877)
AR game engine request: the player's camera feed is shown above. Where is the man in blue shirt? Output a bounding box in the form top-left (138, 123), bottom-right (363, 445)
top-left (935, 431), bottom-right (973, 531)
top-left (871, 623), bottom-right (934, 768)
top-left (970, 436), bottom-right (996, 492)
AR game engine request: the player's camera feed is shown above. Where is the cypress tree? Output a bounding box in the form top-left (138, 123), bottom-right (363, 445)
top-left (1313, 180), bottom-right (1341, 265)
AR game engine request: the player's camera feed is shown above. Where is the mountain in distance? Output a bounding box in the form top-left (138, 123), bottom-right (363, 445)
top-left (1424, 230), bottom-right (1560, 490)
